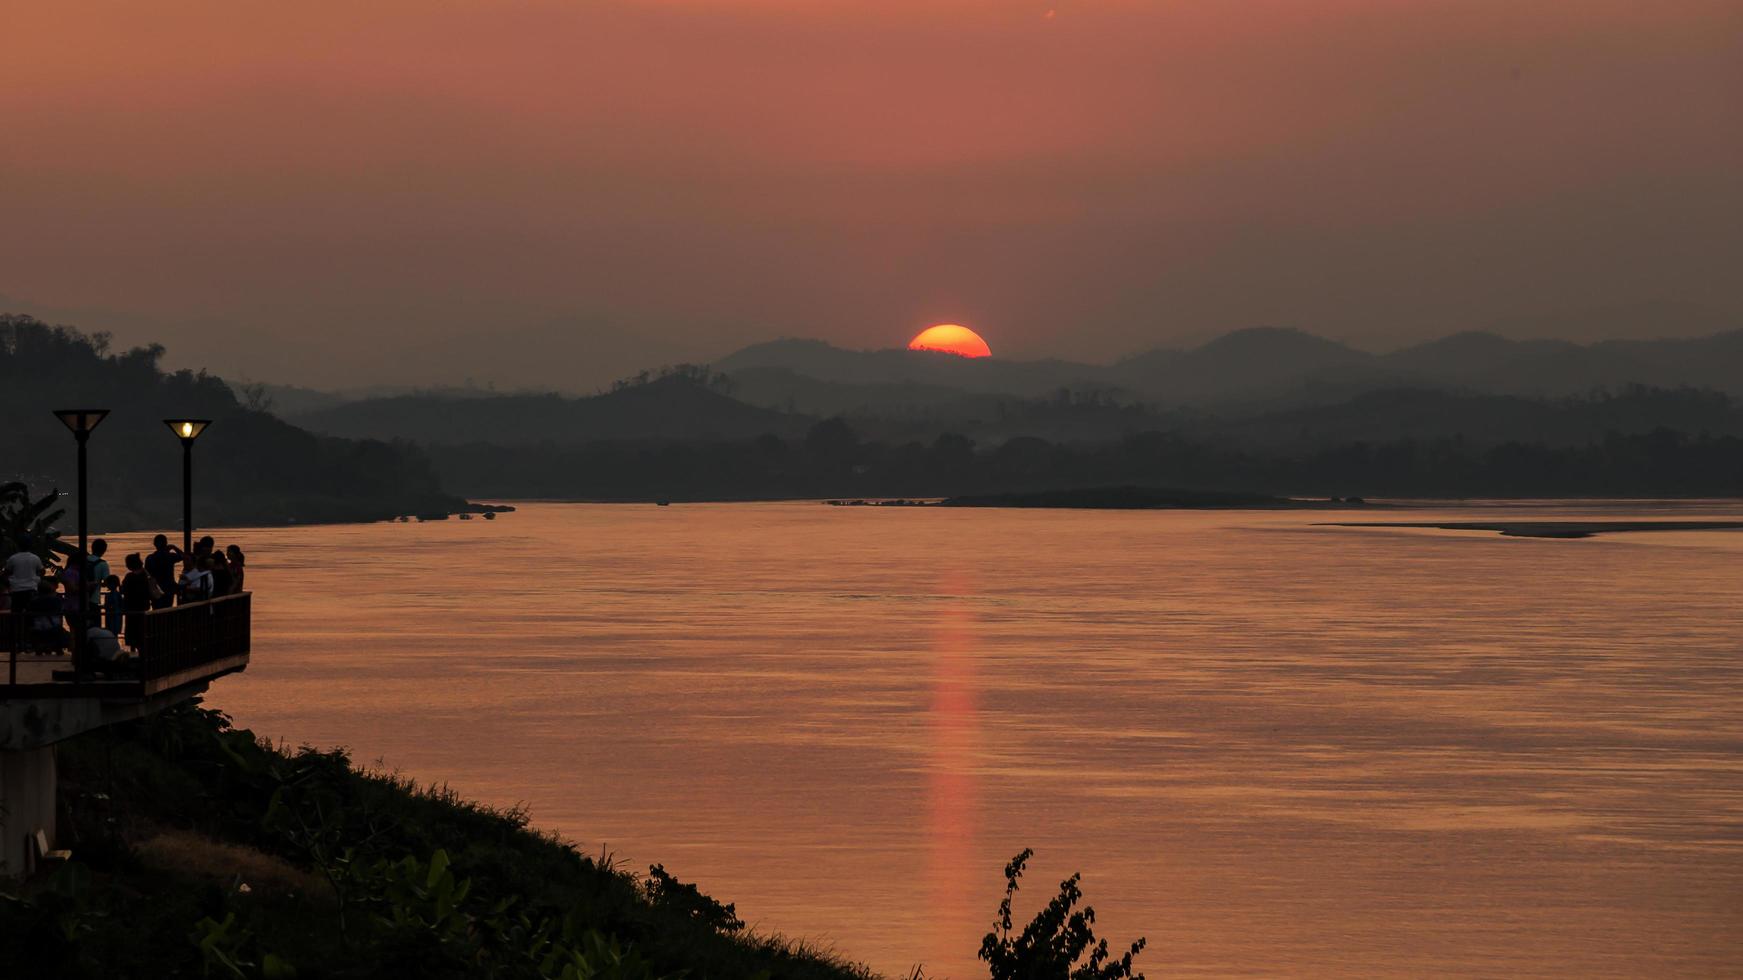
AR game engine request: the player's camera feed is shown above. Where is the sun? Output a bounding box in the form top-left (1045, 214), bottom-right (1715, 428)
top-left (908, 323), bottom-right (991, 359)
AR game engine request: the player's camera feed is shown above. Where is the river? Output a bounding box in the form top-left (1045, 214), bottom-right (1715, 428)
top-left (116, 500), bottom-right (1743, 977)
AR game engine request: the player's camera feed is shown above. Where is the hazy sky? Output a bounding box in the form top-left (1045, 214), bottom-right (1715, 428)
top-left (4, 1), bottom-right (1741, 390)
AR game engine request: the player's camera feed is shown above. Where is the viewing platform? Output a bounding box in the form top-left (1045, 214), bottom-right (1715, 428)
top-left (1, 591), bottom-right (252, 877)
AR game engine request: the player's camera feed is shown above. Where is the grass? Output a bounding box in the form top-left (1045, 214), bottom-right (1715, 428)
top-left (1, 702), bottom-right (880, 979)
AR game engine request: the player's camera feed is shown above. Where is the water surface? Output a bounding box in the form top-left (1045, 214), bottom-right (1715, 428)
top-left (132, 501), bottom-right (1743, 977)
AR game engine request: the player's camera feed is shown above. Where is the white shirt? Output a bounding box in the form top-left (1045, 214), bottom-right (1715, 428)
top-left (180, 569), bottom-right (213, 599)
top-left (4, 551), bottom-right (44, 592)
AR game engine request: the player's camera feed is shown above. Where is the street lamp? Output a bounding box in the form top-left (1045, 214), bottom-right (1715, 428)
top-left (163, 419), bottom-right (212, 555)
top-left (53, 409), bottom-right (109, 675)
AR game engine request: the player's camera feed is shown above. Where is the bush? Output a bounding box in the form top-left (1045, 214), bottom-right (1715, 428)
top-left (979, 849), bottom-right (1146, 980)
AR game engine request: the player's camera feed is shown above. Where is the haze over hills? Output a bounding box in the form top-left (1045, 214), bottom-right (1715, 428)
top-left (709, 325), bottom-right (1743, 410)
top-left (289, 324), bottom-right (1743, 450)
top-left (5, 306), bottom-right (1714, 504)
top-left (714, 339), bottom-right (1107, 396)
top-left (293, 370), bottom-right (804, 447)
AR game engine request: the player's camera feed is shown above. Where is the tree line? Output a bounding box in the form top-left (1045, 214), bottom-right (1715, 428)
top-left (429, 416), bottom-right (1743, 501)
top-left (0, 315), bottom-right (462, 528)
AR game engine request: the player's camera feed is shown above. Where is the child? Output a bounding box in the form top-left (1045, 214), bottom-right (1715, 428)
top-left (103, 574), bottom-right (123, 633)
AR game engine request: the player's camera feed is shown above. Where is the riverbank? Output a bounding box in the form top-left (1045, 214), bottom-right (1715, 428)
top-left (0, 704), bottom-right (872, 979)
top-left (1325, 519), bottom-right (1743, 539)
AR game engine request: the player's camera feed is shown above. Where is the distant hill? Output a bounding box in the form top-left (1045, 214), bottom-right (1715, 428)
top-left (727, 366), bottom-right (1008, 419)
top-left (714, 324), bottom-right (1743, 413)
top-left (293, 372), bottom-right (806, 446)
top-left (0, 314), bottom-right (464, 529)
top-left (1108, 327), bottom-right (1381, 403)
top-left (716, 338), bottom-right (1104, 395)
top-left (1218, 386), bottom-right (1743, 450)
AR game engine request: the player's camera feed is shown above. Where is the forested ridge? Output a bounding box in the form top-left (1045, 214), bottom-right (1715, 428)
top-left (0, 315), bottom-right (464, 529)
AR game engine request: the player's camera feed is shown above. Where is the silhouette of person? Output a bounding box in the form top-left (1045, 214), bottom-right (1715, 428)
top-left (209, 548), bottom-right (233, 596)
top-left (5, 534), bottom-right (44, 614)
top-left (226, 545), bottom-right (246, 594)
top-left (144, 534), bottom-right (182, 610)
top-left (58, 557), bottom-right (82, 631)
top-left (101, 574), bottom-right (122, 633)
top-left (86, 538), bottom-right (110, 606)
top-left (28, 579), bottom-right (68, 652)
top-left (178, 555), bottom-right (212, 604)
top-left (120, 553), bottom-right (153, 646)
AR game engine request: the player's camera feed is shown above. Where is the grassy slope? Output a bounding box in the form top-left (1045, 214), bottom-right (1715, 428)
top-left (1, 704), bottom-right (876, 980)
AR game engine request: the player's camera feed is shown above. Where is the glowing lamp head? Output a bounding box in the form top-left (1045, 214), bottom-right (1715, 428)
top-left (908, 324), bottom-right (991, 359)
top-left (163, 418), bottom-right (212, 444)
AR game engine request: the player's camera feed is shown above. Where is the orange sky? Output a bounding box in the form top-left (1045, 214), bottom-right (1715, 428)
top-left (3, 1), bottom-right (1740, 389)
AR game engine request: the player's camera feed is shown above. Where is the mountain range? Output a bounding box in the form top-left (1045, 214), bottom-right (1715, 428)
top-left (716, 326), bottom-right (1743, 411)
top-left (283, 326), bottom-right (1743, 453)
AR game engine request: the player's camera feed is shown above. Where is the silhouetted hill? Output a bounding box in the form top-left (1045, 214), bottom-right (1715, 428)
top-left (716, 338), bottom-right (1103, 395)
top-left (294, 371), bottom-right (806, 446)
top-left (0, 315), bottom-right (464, 529)
top-left (717, 325), bottom-right (1743, 413)
top-left (1112, 326), bottom-right (1743, 404)
top-left (1110, 327), bottom-right (1379, 403)
top-left (1219, 386), bottom-right (1743, 450)
top-left (727, 366), bottom-right (1000, 419)
top-left (1378, 329), bottom-right (1743, 396)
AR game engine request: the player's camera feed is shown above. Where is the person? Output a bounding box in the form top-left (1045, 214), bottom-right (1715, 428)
top-left (5, 535), bottom-right (44, 613)
top-left (120, 553), bottom-right (155, 647)
top-left (28, 579), bottom-right (68, 652)
top-left (102, 574), bottom-right (123, 633)
top-left (178, 555), bottom-right (213, 604)
top-left (58, 558), bottom-right (83, 632)
top-left (144, 534), bottom-right (181, 610)
top-left (85, 624), bottom-right (124, 667)
top-left (86, 538), bottom-right (110, 607)
top-left (209, 548), bottom-right (233, 596)
top-left (226, 545), bottom-right (247, 594)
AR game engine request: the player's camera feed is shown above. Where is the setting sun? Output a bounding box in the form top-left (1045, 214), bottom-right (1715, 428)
top-left (908, 324), bottom-right (991, 359)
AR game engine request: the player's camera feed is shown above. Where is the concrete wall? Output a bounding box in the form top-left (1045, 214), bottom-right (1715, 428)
top-left (0, 745), bottom-right (56, 877)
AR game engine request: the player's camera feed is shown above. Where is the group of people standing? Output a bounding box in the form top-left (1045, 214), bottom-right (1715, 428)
top-left (2, 532), bottom-right (247, 653)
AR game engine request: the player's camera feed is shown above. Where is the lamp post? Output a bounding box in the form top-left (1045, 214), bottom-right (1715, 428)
top-left (53, 409), bottom-right (109, 675)
top-left (163, 419), bottom-right (212, 556)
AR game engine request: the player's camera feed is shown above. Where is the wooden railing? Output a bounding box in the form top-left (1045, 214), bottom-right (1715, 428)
top-left (135, 592), bottom-right (252, 682)
top-left (2, 592), bottom-right (250, 690)
top-left (2, 610), bottom-right (23, 687)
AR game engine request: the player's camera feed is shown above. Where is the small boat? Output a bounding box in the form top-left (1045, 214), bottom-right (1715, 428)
top-left (482, 511), bottom-right (496, 520)
top-left (656, 500), bottom-right (671, 507)
top-left (459, 513), bottom-right (474, 520)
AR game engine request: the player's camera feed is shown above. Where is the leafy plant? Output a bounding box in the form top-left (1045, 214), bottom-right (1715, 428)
top-left (190, 912), bottom-right (297, 979)
top-left (644, 864), bottom-right (744, 934)
top-left (979, 849), bottom-right (1146, 980)
top-left (549, 928), bottom-right (674, 980)
top-left (0, 481), bottom-right (69, 560)
top-left (373, 848), bottom-right (473, 939)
